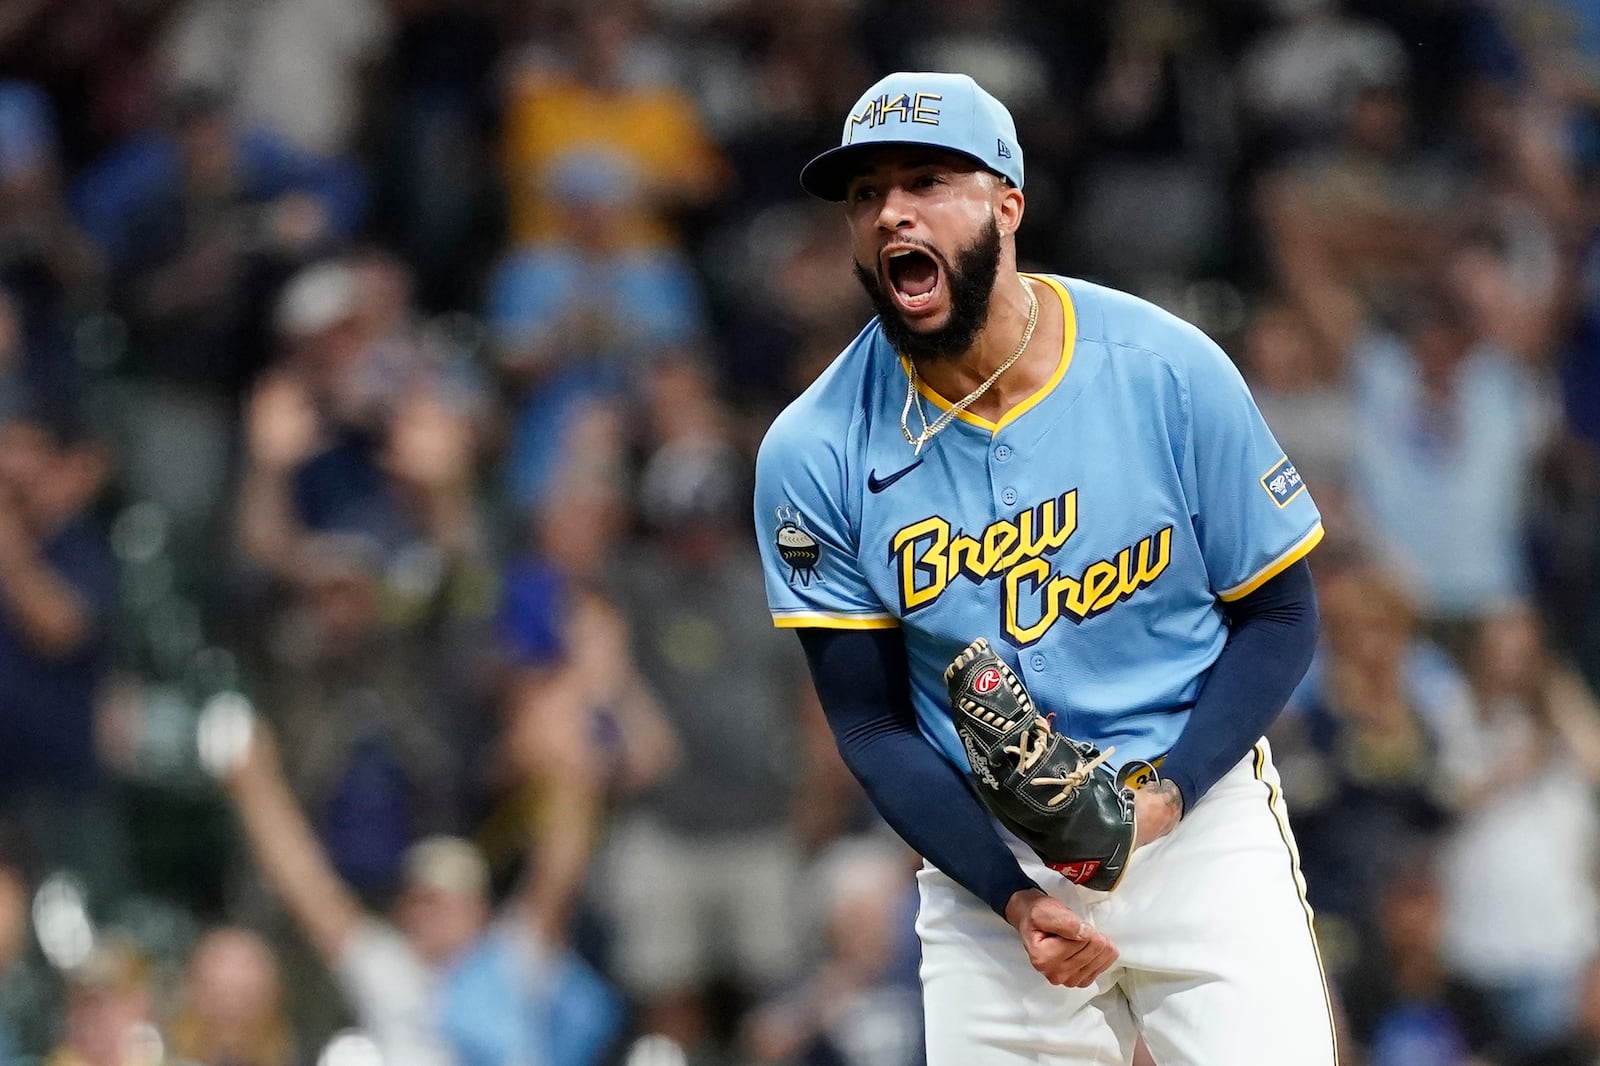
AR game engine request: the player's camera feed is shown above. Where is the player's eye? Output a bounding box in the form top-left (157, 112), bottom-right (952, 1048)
top-left (914, 173), bottom-right (942, 188)
top-left (848, 185), bottom-right (878, 205)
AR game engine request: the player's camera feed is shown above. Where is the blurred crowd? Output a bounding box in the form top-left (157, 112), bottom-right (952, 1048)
top-left (0, 0), bottom-right (1595, 1064)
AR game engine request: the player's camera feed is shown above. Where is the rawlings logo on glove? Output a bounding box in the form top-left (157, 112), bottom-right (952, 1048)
top-left (944, 638), bottom-right (1138, 892)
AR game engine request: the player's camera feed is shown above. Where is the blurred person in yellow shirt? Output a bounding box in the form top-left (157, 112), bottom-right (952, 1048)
top-left (167, 927), bottom-right (296, 1066)
top-left (500, 1), bottom-right (725, 251)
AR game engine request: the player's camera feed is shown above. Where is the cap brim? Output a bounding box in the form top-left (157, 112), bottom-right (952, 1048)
top-left (799, 141), bottom-right (997, 201)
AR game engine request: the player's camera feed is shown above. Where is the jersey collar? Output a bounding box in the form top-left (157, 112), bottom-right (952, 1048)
top-left (897, 272), bottom-right (1078, 435)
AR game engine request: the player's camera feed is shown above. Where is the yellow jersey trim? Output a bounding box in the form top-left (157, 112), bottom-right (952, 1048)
top-left (899, 272), bottom-right (1077, 435)
top-left (1217, 522), bottom-right (1324, 602)
top-left (771, 612), bottom-right (900, 630)
top-left (1253, 743), bottom-right (1340, 1065)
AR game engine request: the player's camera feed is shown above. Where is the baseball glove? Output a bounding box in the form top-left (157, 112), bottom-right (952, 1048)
top-left (944, 637), bottom-right (1137, 892)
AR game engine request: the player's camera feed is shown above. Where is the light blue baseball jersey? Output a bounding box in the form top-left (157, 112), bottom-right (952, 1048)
top-left (754, 274), bottom-right (1323, 774)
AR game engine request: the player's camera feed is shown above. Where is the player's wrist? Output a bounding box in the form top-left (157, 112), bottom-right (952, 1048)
top-left (1003, 886), bottom-right (1047, 929)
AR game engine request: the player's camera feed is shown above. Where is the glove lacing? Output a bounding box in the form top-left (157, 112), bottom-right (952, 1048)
top-left (1002, 718), bottom-right (1117, 808)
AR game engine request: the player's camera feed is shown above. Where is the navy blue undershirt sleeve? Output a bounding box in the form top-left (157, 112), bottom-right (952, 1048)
top-left (796, 626), bottom-right (1040, 918)
top-left (1157, 559), bottom-right (1320, 812)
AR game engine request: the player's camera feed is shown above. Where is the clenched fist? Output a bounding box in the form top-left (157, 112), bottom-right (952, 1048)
top-left (1005, 888), bottom-right (1119, 988)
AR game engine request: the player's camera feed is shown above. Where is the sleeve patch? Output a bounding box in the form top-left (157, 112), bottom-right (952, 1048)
top-left (771, 505), bottom-right (824, 587)
top-left (1260, 457), bottom-right (1306, 509)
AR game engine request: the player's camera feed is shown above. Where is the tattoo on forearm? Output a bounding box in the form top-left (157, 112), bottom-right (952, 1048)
top-left (1148, 779), bottom-right (1184, 814)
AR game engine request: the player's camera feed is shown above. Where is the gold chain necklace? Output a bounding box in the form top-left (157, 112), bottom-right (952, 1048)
top-left (901, 278), bottom-right (1039, 455)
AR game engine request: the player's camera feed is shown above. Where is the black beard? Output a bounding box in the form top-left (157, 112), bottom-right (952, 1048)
top-left (853, 217), bottom-right (1003, 365)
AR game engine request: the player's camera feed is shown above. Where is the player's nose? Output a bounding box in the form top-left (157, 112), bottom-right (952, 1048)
top-left (873, 184), bottom-right (917, 232)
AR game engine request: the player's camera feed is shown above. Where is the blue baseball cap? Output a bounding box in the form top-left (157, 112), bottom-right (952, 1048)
top-left (800, 72), bottom-right (1023, 201)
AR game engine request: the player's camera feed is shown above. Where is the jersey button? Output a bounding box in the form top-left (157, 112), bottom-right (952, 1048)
top-left (1030, 654), bottom-right (1046, 671)
top-left (994, 444), bottom-right (1011, 462)
top-left (1001, 487), bottom-right (1018, 506)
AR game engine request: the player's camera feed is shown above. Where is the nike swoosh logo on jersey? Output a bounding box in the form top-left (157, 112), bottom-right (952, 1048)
top-left (867, 459), bottom-right (924, 493)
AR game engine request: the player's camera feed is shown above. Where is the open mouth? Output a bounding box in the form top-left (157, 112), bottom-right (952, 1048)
top-left (885, 247), bottom-right (942, 314)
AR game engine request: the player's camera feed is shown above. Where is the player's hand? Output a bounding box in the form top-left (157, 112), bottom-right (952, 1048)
top-left (1004, 888), bottom-right (1118, 988)
top-left (1133, 780), bottom-right (1183, 851)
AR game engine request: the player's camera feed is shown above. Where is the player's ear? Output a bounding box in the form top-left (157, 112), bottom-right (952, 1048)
top-left (995, 181), bottom-right (1025, 239)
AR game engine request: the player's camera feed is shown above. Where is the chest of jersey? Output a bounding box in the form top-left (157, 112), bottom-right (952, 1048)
top-left (857, 341), bottom-right (1199, 654)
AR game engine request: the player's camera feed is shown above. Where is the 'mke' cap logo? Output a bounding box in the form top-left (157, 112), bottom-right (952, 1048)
top-left (799, 71), bottom-right (1025, 201)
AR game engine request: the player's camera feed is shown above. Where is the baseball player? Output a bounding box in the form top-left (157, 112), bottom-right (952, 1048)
top-left (754, 72), bottom-right (1333, 1064)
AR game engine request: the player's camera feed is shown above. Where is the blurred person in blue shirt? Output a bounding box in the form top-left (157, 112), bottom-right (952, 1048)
top-left (487, 149), bottom-right (707, 511)
top-left (1349, 288), bottom-right (1551, 643)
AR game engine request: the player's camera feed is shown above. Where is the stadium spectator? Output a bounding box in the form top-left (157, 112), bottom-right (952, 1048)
top-left (488, 150), bottom-right (708, 510)
top-left (162, 0), bottom-right (392, 158)
top-left (219, 719), bottom-right (621, 1066)
top-left (251, 530), bottom-right (461, 895)
top-left (1348, 290), bottom-right (1552, 646)
top-left (1237, 0), bottom-right (1410, 154)
top-left (489, 584), bottom-right (677, 940)
top-left (238, 253), bottom-right (493, 624)
top-left (1239, 297), bottom-right (1354, 494)
top-left (694, 0), bottom-right (873, 210)
top-left (1258, 53), bottom-right (1456, 339)
top-left (742, 837), bottom-right (922, 1066)
top-left (0, 404), bottom-right (121, 905)
top-left (363, 0), bottom-right (502, 311)
top-left (46, 937), bottom-right (160, 1066)
top-left (484, 405), bottom-right (680, 918)
top-left (1340, 859), bottom-right (1503, 1065)
top-left (499, 0), bottom-right (726, 251)
top-left (1271, 562), bottom-right (1462, 942)
top-left (601, 370), bottom-right (819, 1054)
top-left (167, 927), bottom-right (296, 1066)
top-left (1069, 0), bottom-right (1233, 288)
top-left (74, 87), bottom-right (363, 549)
top-left (715, 200), bottom-right (871, 410)
top-left (0, 82), bottom-right (101, 407)
top-left (1543, 179), bottom-right (1600, 686)
top-left (1437, 603), bottom-right (1600, 1046)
